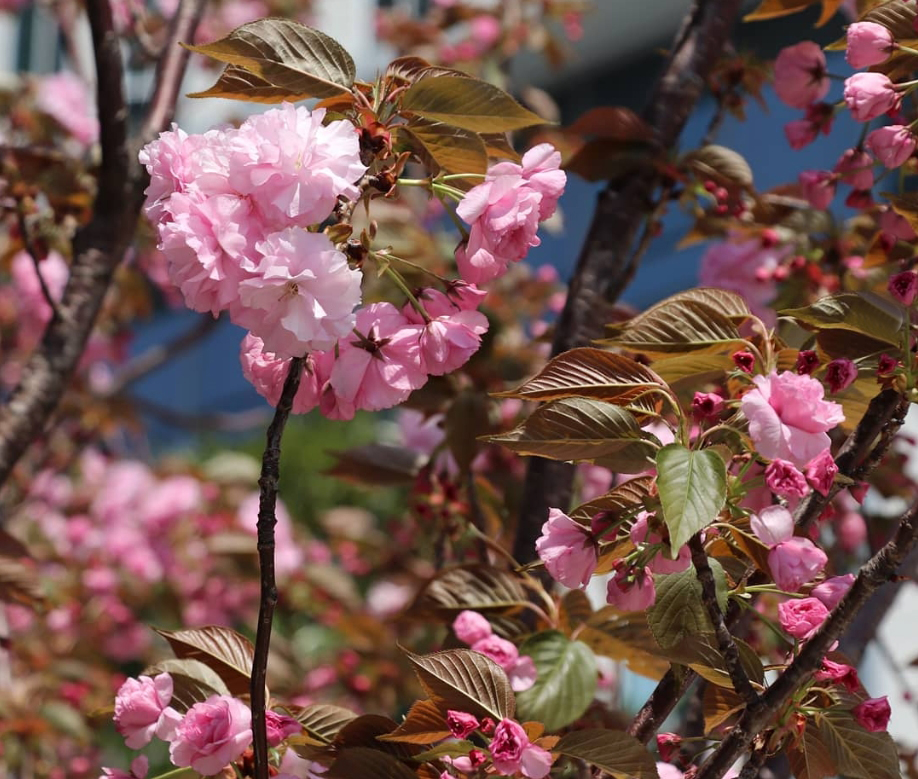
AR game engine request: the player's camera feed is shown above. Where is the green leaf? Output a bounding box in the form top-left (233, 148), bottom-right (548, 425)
top-left (495, 348), bottom-right (668, 412)
top-left (327, 747), bottom-right (417, 779)
top-left (655, 445), bottom-right (727, 555)
top-left (184, 19), bottom-right (355, 100)
top-left (487, 397), bottom-right (657, 469)
top-left (816, 706), bottom-right (901, 779)
top-left (647, 562), bottom-right (727, 649)
top-left (400, 75), bottom-right (546, 132)
top-left (188, 64), bottom-right (317, 102)
top-left (685, 145), bottom-right (753, 189)
top-left (515, 631), bottom-right (597, 730)
top-left (555, 729), bottom-right (659, 779)
top-left (788, 718), bottom-right (837, 779)
top-left (781, 292), bottom-right (903, 346)
top-left (377, 699), bottom-right (450, 745)
top-left (600, 299), bottom-right (744, 357)
top-left (406, 648), bottom-right (515, 721)
top-left (409, 564), bottom-right (530, 618)
top-left (399, 120), bottom-right (488, 176)
top-left (144, 658), bottom-right (231, 712)
top-left (154, 626), bottom-right (254, 697)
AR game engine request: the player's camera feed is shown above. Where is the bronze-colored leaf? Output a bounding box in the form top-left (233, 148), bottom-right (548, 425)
top-left (816, 706), bottom-right (901, 779)
top-left (567, 106), bottom-right (655, 142)
top-left (567, 475), bottom-right (654, 527)
top-left (188, 65), bottom-right (316, 102)
top-left (0, 557), bottom-right (43, 608)
top-left (378, 699), bottom-right (450, 744)
top-left (400, 75), bottom-right (546, 133)
top-left (781, 291), bottom-right (902, 346)
top-left (398, 121), bottom-right (488, 177)
top-left (702, 684), bottom-right (744, 733)
top-left (154, 625), bottom-right (254, 696)
top-left (788, 717), bottom-right (838, 779)
top-left (184, 19), bottom-right (355, 100)
top-left (559, 589), bottom-right (593, 635)
top-left (685, 144), bottom-right (754, 189)
top-left (144, 658), bottom-right (231, 712)
top-left (555, 729), bottom-right (659, 779)
top-left (292, 703), bottom-right (358, 742)
top-left (745, 0), bottom-right (839, 27)
top-left (410, 564), bottom-right (529, 619)
top-left (327, 747), bottom-right (418, 779)
top-left (325, 443), bottom-right (427, 486)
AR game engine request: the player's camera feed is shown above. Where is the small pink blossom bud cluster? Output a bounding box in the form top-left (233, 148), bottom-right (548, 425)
top-left (451, 611), bottom-right (537, 692)
top-left (455, 144), bottom-right (566, 284)
top-left (109, 675), bottom-right (301, 777)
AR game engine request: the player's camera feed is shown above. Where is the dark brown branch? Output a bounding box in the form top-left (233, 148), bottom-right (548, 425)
top-left (695, 499), bottom-right (918, 779)
top-left (0, 0), bottom-right (205, 492)
top-left (251, 357), bottom-right (303, 779)
top-left (514, 0), bottom-right (744, 564)
top-left (737, 741), bottom-right (768, 779)
top-left (626, 666), bottom-right (694, 744)
top-left (690, 537), bottom-right (759, 707)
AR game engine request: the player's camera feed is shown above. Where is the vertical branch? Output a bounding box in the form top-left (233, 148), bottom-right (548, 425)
top-left (251, 357), bottom-right (303, 779)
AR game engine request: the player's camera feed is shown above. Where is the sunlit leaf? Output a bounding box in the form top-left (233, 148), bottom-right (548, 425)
top-left (816, 706), bottom-right (901, 779)
top-left (647, 562), bottom-right (727, 650)
top-left (745, 0), bottom-right (844, 26)
top-left (555, 729), bottom-right (659, 779)
top-left (781, 292), bottom-right (902, 346)
top-left (188, 65), bottom-right (317, 102)
top-left (567, 475), bottom-right (654, 526)
top-left (399, 121), bottom-right (488, 177)
top-left (702, 684), bottom-right (744, 734)
top-left (606, 288), bottom-right (752, 331)
top-left (145, 658), bottom-right (230, 712)
top-left (406, 648), bottom-right (515, 721)
top-left (488, 397), bottom-right (657, 469)
top-left (660, 633), bottom-right (764, 689)
top-left (409, 564), bottom-right (530, 618)
top-left (400, 75), bottom-right (546, 132)
top-left (655, 445), bottom-right (727, 555)
top-left (559, 589), bottom-right (593, 635)
top-left (378, 699), bottom-right (450, 744)
top-left (154, 626), bottom-right (254, 696)
top-left (184, 19), bottom-right (355, 100)
top-left (515, 631), bottom-right (597, 730)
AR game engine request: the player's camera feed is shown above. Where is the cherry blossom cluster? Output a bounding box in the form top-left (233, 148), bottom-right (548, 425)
top-left (452, 610), bottom-right (537, 692)
top-left (106, 672), bottom-right (304, 778)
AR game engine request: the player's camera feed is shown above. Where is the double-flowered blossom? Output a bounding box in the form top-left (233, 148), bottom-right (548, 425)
top-left (402, 288), bottom-right (489, 375)
top-left (113, 673), bottom-right (180, 748)
top-left (535, 508), bottom-right (598, 588)
top-left (168, 695), bottom-right (252, 776)
top-left (489, 718), bottom-right (554, 778)
top-left (455, 144), bottom-right (565, 284)
top-left (750, 505), bottom-right (827, 592)
top-left (844, 72), bottom-right (901, 121)
top-left (741, 370), bottom-right (844, 467)
top-left (778, 597), bottom-right (829, 640)
top-left (852, 696), bottom-right (891, 732)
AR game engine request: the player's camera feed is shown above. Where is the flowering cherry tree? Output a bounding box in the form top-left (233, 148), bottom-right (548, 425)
top-left (2, 0), bottom-right (918, 779)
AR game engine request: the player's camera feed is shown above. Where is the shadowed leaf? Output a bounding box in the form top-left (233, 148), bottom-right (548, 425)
top-left (406, 648), bottom-right (515, 721)
top-left (817, 706), bottom-right (901, 779)
top-left (401, 75), bottom-right (546, 132)
top-left (788, 717), bottom-right (837, 779)
top-left (293, 703), bottom-right (358, 742)
top-left (781, 292), bottom-right (902, 346)
top-left (144, 658), bottom-right (230, 712)
top-left (567, 475), bottom-right (654, 526)
top-left (567, 106), bottom-right (655, 141)
top-left (327, 747), bottom-right (417, 779)
top-left (515, 631), bottom-right (597, 730)
top-left (661, 633), bottom-right (765, 689)
top-left (185, 19), bottom-right (355, 100)
top-left (410, 564), bottom-right (530, 618)
top-left (378, 699), bottom-right (450, 744)
top-left (555, 729), bottom-right (659, 779)
top-left (686, 144), bottom-right (753, 188)
top-left (647, 562), bottom-right (727, 650)
top-left (325, 443), bottom-right (427, 485)
top-left (0, 557), bottom-right (43, 607)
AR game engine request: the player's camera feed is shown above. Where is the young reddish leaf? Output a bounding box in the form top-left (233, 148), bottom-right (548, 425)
top-left (788, 718), bottom-right (837, 779)
top-left (480, 131), bottom-right (521, 162)
top-left (400, 75), bottom-right (546, 133)
top-left (606, 288), bottom-right (752, 332)
top-left (655, 445), bottom-right (727, 555)
top-left (334, 714), bottom-right (420, 761)
top-left (292, 703), bottom-right (358, 743)
top-left (816, 706), bottom-right (901, 779)
top-left (409, 564), bottom-right (530, 618)
top-left (325, 443), bottom-right (427, 485)
top-left (559, 589), bottom-right (593, 635)
top-left (564, 138), bottom-right (657, 183)
top-left (555, 729), bottom-right (659, 779)
top-left (0, 527), bottom-right (32, 559)
top-left (488, 397), bottom-right (657, 468)
top-left (567, 474), bottom-right (655, 527)
top-left (495, 348), bottom-right (668, 408)
top-left (702, 684), bottom-right (744, 734)
top-left (567, 106), bottom-right (654, 141)
top-left (781, 292), bottom-right (902, 346)
top-left (405, 647), bottom-right (515, 721)
top-left (385, 55), bottom-right (436, 83)
top-left (515, 631), bottom-right (597, 730)
top-left (397, 122), bottom-right (487, 178)
top-left (647, 562), bottom-right (727, 650)
top-left (327, 747), bottom-right (418, 779)
top-left (154, 625), bottom-right (254, 696)
top-left (184, 20), bottom-right (355, 100)
top-left (188, 65), bottom-right (317, 103)
top-left (744, 0), bottom-right (822, 23)
top-left (378, 699), bottom-right (450, 744)
top-left (143, 658), bottom-right (231, 712)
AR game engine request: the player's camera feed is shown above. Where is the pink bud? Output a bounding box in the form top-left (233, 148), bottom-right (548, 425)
top-left (815, 659), bottom-right (860, 692)
top-left (804, 448), bottom-right (838, 496)
top-left (888, 269), bottom-right (918, 305)
top-left (866, 125), bottom-right (916, 169)
top-left (765, 459), bottom-right (809, 499)
top-left (446, 710), bottom-right (480, 739)
top-left (834, 148), bottom-right (874, 191)
top-left (796, 350), bottom-right (820, 375)
top-left (606, 565), bottom-right (656, 611)
top-left (852, 696), bottom-right (891, 732)
top-left (452, 610), bottom-right (492, 645)
top-left (825, 359), bottom-right (858, 393)
top-left (811, 573), bottom-right (855, 610)
top-left (774, 42), bottom-right (830, 109)
top-left (799, 170), bottom-right (836, 209)
top-left (769, 537), bottom-right (828, 592)
top-left (846, 22), bottom-right (895, 68)
top-left (692, 392), bottom-right (725, 421)
top-left (778, 597), bottom-right (829, 641)
top-left (844, 72), bottom-right (901, 122)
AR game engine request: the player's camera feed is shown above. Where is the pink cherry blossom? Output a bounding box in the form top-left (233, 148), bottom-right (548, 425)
top-left (113, 673), bottom-right (178, 748)
top-left (453, 610), bottom-right (492, 644)
top-left (507, 655), bottom-right (537, 692)
top-left (227, 104), bottom-right (366, 229)
top-left (811, 573), bottom-right (855, 610)
top-left (866, 125), bottom-right (916, 168)
top-left (844, 72), bottom-right (901, 122)
top-left (778, 597), bottom-right (829, 640)
top-left (698, 237), bottom-right (784, 324)
top-left (471, 634), bottom-right (520, 670)
top-left (815, 659), bottom-right (860, 692)
top-left (402, 291), bottom-right (489, 375)
top-left (888, 269), bottom-right (918, 306)
top-left (535, 508), bottom-right (598, 588)
top-left (846, 22), bottom-right (894, 68)
top-left (34, 71), bottom-right (99, 147)
top-left (773, 42), bottom-right (830, 109)
top-left (852, 696), bottom-right (891, 732)
top-left (265, 711), bottom-right (301, 746)
top-left (327, 303), bottom-right (427, 415)
top-left (750, 504), bottom-right (795, 546)
top-left (519, 143), bottom-right (567, 219)
top-left (239, 334), bottom-right (326, 414)
top-left (879, 207), bottom-right (917, 243)
top-left (740, 370), bottom-right (845, 467)
top-left (100, 756), bottom-right (149, 779)
top-left (233, 228), bottom-right (362, 357)
top-left (10, 249), bottom-right (69, 345)
top-left (447, 710), bottom-right (480, 739)
top-left (606, 565), bottom-right (656, 611)
top-left (834, 148), bottom-right (874, 191)
top-left (692, 392), bottom-right (724, 421)
top-left (769, 537), bottom-right (827, 592)
top-left (489, 719), bottom-right (554, 779)
top-left (798, 170), bottom-right (836, 210)
top-left (764, 459), bottom-right (809, 499)
top-left (804, 448), bottom-right (838, 496)
top-left (168, 695), bottom-right (252, 776)
top-left (825, 358), bottom-right (858, 393)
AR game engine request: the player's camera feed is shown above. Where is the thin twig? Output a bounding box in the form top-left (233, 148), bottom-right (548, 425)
top-left (251, 357), bottom-right (303, 779)
top-left (694, 499), bottom-right (918, 779)
top-left (690, 536), bottom-right (759, 707)
top-left (16, 208), bottom-right (61, 321)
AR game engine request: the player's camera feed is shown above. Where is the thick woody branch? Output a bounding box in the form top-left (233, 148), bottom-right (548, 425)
top-left (694, 500), bottom-right (918, 779)
top-left (690, 537), bottom-right (759, 707)
top-left (626, 666), bottom-right (694, 744)
top-left (515, 0), bottom-right (744, 563)
top-left (0, 0), bottom-right (205, 492)
top-left (251, 357), bottom-right (303, 779)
